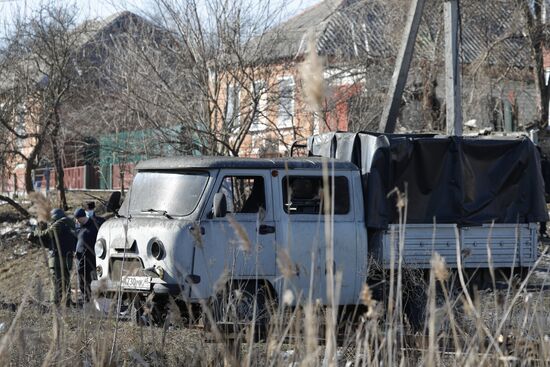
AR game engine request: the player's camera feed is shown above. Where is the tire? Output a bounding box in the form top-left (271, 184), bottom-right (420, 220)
top-left (514, 267), bottom-right (530, 284)
top-left (209, 281), bottom-right (271, 337)
top-left (403, 285), bottom-right (427, 332)
top-left (129, 294), bottom-right (170, 327)
top-left (176, 300), bottom-right (201, 326)
top-left (129, 295), bottom-right (149, 326)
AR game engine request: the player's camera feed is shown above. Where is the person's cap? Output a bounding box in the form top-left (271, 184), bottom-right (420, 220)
top-left (85, 201), bottom-right (95, 210)
top-left (50, 208), bottom-right (65, 221)
top-left (74, 208), bottom-right (86, 219)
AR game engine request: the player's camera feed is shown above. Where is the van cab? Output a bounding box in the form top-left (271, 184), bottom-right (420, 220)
top-left (92, 156), bottom-right (366, 325)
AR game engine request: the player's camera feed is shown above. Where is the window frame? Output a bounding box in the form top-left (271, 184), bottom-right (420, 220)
top-left (120, 170), bottom-right (210, 218)
top-left (277, 76), bottom-right (295, 128)
top-left (207, 170), bottom-right (273, 221)
top-left (281, 174), bottom-right (351, 217)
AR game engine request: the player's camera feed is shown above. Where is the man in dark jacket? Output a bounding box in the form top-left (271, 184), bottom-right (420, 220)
top-left (85, 201), bottom-right (106, 230)
top-left (32, 208), bottom-right (77, 306)
top-left (74, 208), bottom-right (102, 302)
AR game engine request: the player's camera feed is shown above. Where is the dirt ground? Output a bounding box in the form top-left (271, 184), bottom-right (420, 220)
top-left (0, 191), bottom-right (114, 304)
top-left (2, 192), bottom-right (550, 365)
top-left (0, 193), bottom-right (227, 366)
top-left (0, 192), bottom-right (290, 367)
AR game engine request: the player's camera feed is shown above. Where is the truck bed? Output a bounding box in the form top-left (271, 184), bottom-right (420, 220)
top-left (376, 223), bottom-right (538, 269)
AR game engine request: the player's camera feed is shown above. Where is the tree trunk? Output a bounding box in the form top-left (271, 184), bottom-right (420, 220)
top-left (24, 162), bottom-right (35, 194)
top-left (531, 38), bottom-right (548, 127)
top-left (119, 163), bottom-right (125, 195)
top-left (50, 120), bottom-right (68, 211)
top-left (24, 135), bottom-right (47, 194)
top-left (521, 1), bottom-right (548, 128)
top-left (51, 139), bottom-right (68, 211)
top-left (0, 195), bottom-right (30, 218)
top-left (538, 60), bottom-right (549, 128)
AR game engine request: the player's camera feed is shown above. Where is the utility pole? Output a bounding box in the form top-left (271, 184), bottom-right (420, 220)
top-left (379, 0), bottom-right (426, 133)
top-left (444, 0), bottom-right (462, 136)
top-left (379, 0), bottom-right (463, 136)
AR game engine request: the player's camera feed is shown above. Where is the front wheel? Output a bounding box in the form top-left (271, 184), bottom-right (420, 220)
top-left (129, 295), bottom-right (149, 326)
top-left (129, 294), bottom-right (168, 327)
top-left (207, 281), bottom-right (272, 338)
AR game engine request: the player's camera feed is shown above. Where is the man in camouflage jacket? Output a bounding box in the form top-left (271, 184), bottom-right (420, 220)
top-left (32, 208), bottom-right (78, 306)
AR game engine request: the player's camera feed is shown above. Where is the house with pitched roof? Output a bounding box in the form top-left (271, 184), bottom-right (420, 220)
top-left (231, 0), bottom-right (547, 157)
top-left (0, 11), bottom-right (186, 193)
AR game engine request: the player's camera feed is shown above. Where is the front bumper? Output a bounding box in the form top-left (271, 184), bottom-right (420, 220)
top-left (91, 279), bottom-right (185, 296)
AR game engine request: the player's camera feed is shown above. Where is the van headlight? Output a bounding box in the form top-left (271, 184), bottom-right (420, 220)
top-left (150, 240), bottom-right (165, 260)
top-left (95, 239), bottom-right (107, 259)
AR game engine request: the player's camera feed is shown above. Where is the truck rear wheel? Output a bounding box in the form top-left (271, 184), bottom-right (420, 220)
top-left (403, 285), bottom-right (427, 332)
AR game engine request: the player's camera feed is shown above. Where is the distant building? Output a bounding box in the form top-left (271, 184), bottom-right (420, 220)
top-left (222, 0), bottom-right (547, 157)
top-left (1, 11), bottom-right (189, 193)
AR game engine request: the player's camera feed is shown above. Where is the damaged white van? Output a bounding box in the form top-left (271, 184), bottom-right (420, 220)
top-left (92, 132), bottom-right (547, 330)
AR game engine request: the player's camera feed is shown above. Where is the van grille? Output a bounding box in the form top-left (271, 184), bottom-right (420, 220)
top-left (110, 257), bottom-right (143, 281)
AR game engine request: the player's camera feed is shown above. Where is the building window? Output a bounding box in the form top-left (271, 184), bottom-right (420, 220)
top-left (278, 76), bottom-right (294, 128)
top-left (225, 84), bottom-right (240, 129)
top-left (250, 80), bottom-right (267, 132)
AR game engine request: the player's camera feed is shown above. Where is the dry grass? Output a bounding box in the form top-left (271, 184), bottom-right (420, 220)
top-left (1, 192), bottom-right (550, 366)
top-left (28, 192), bottom-right (52, 223)
top-left (299, 36), bottom-right (325, 116)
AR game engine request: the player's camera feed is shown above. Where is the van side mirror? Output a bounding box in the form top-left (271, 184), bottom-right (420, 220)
top-left (107, 191), bottom-right (122, 212)
top-left (212, 193), bottom-right (227, 218)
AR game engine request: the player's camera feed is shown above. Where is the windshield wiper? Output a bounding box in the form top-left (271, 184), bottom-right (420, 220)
top-left (141, 208), bottom-right (174, 219)
top-left (115, 212), bottom-right (131, 220)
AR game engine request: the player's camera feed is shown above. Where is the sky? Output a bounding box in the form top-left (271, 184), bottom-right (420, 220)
top-left (0, 0), bottom-right (322, 33)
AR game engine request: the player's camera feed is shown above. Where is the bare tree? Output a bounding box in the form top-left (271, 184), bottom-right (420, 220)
top-left (0, 64), bottom-right (30, 216)
top-left (0, 2), bottom-right (91, 210)
top-left (91, 0), bottom-right (300, 157)
top-left (60, 11), bottom-right (191, 189)
top-left (316, 0), bottom-right (544, 134)
top-left (519, 0), bottom-right (550, 128)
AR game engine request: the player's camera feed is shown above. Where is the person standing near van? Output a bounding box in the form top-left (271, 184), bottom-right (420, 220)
top-left (85, 201), bottom-right (105, 229)
top-left (31, 208), bottom-right (77, 306)
top-left (85, 201), bottom-right (95, 218)
top-left (74, 208), bottom-right (101, 303)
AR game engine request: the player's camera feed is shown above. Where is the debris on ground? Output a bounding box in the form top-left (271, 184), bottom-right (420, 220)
top-left (0, 221), bottom-right (28, 239)
top-left (0, 221), bottom-right (35, 261)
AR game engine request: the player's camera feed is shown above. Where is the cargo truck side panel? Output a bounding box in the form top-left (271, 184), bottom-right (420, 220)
top-left (378, 223), bottom-right (538, 269)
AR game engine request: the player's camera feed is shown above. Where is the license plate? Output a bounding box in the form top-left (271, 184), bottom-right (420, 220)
top-left (121, 276), bottom-right (151, 290)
